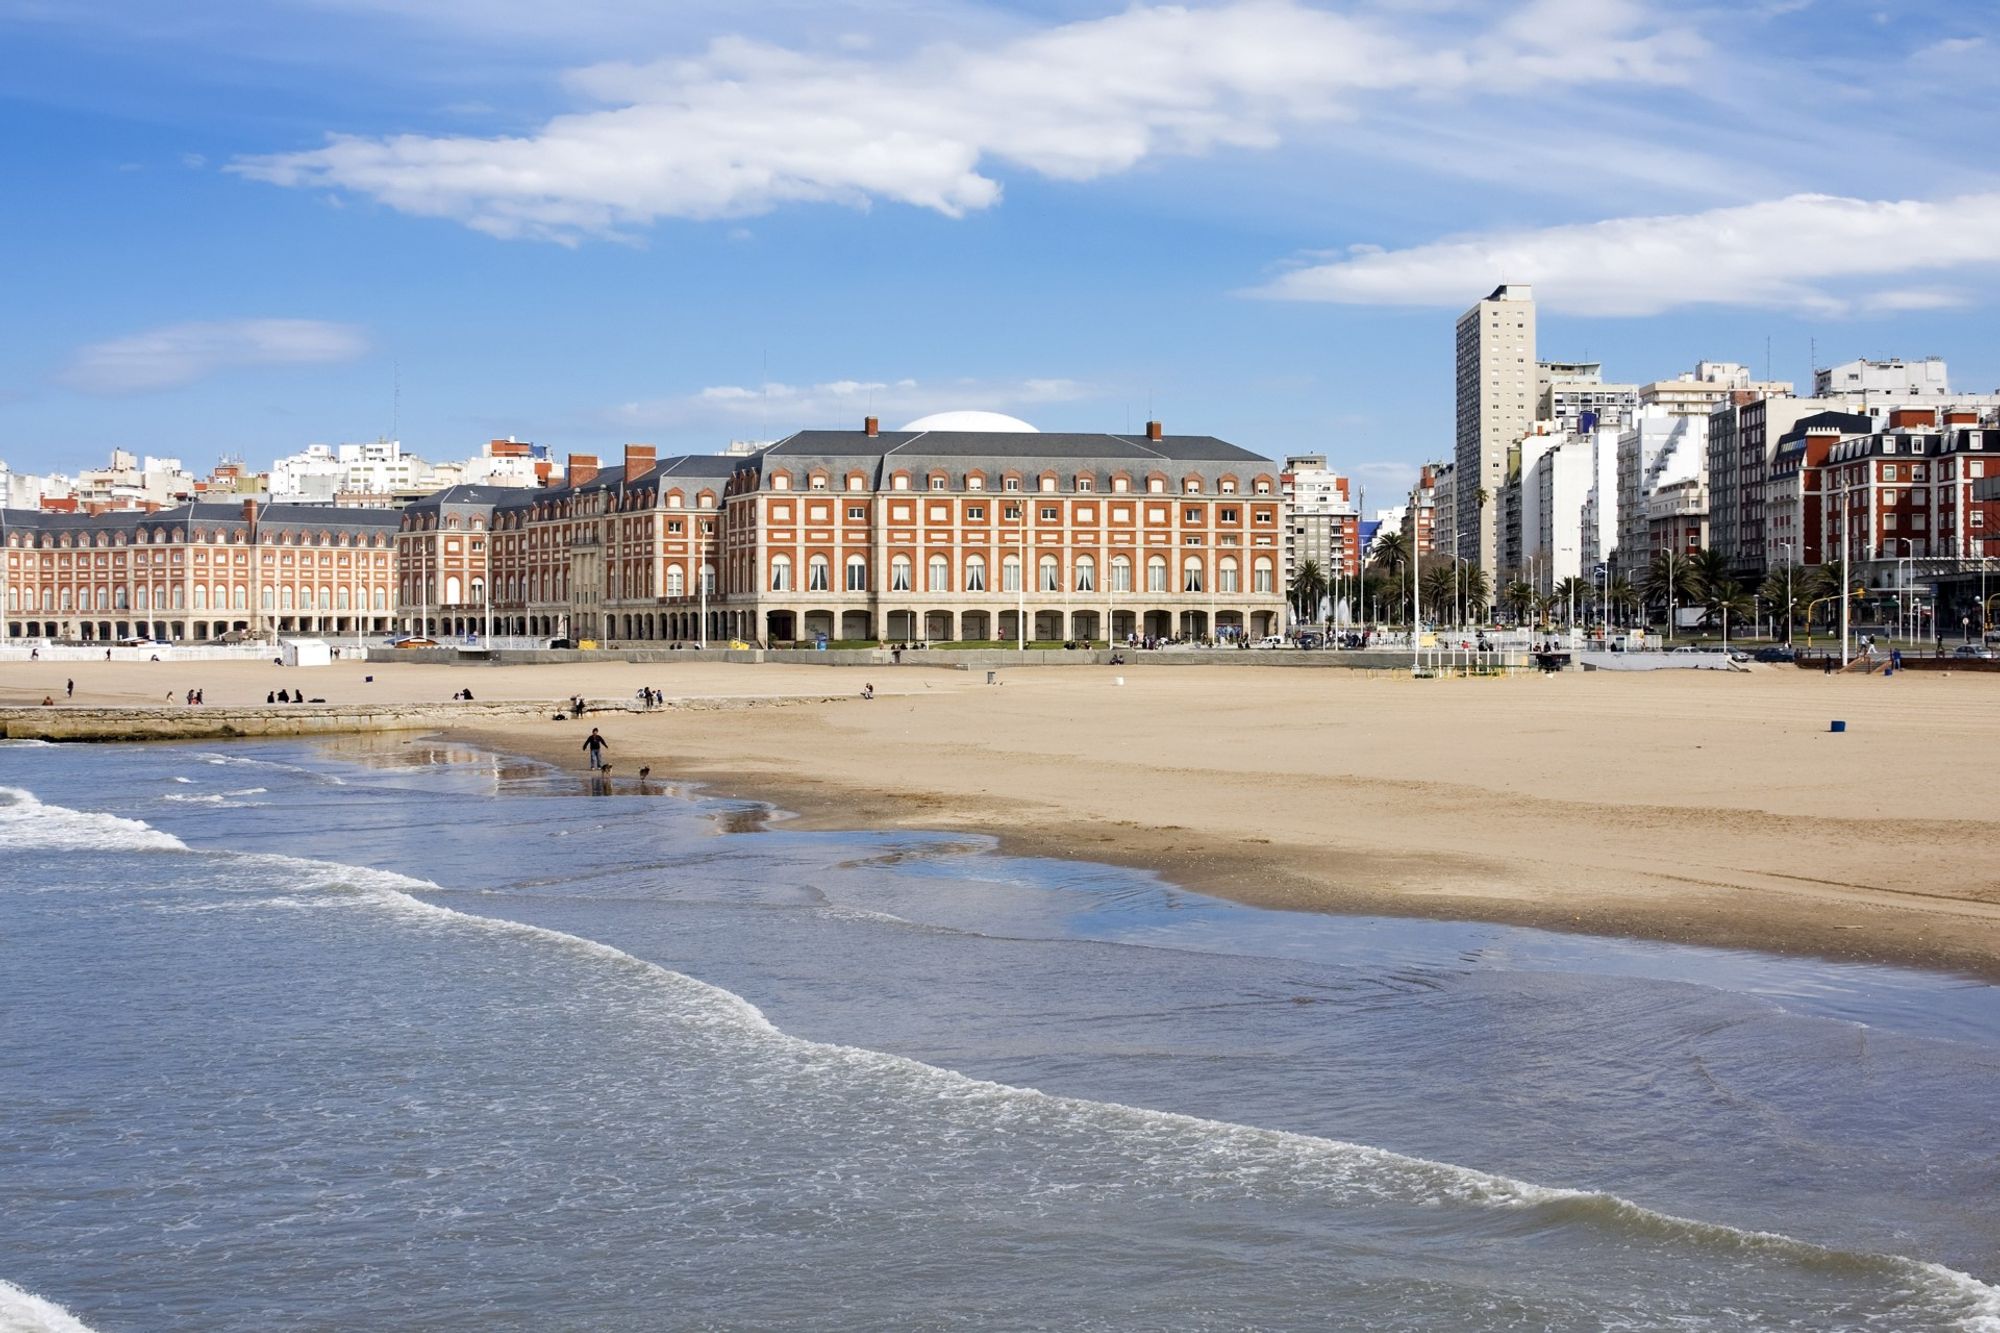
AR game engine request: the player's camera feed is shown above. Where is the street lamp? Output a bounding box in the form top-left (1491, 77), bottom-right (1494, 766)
top-left (1778, 541), bottom-right (1793, 646)
top-left (1894, 536), bottom-right (1916, 648)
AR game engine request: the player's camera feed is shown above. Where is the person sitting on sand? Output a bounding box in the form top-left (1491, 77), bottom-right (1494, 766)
top-left (860, 682), bottom-right (874, 699)
top-left (42, 695), bottom-right (54, 706)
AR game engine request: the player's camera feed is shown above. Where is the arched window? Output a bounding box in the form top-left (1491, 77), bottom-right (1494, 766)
top-left (928, 555), bottom-right (949, 591)
top-left (374, 589), bottom-right (388, 611)
top-left (445, 576), bottom-right (463, 604)
top-left (1075, 555), bottom-right (1095, 592)
top-left (1146, 556), bottom-right (1168, 593)
top-left (1182, 556), bottom-right (1204, 593)
top-left (337, 586), bottom-right (352, 610)
top-left (1110, 555), bottom-right (1132, 592)
top-left (1218, 557), bottom-right (1239, 594)
top-left (808, 556), bottom-right (831, 592)
top-left (192, 585), bottom-right (207, 610)
top-left (1039, 555), bottom-right (1060, 591)
top-left (770, 555), bottom-right (793, 591)
top-left (890, 556), bottom-right (912, 592)
top-left (233, 584), bottom-right (248, 610)
top-left (845, 556), bottom-right (867, 591)
top-left (1002, 555), bottom-right (1022, 593)
top-left (965, 555), bottom-right (987, 592)
top-left (1253, 557), bottom-right (1274, 594)
top-left (262, 589), bottom-right (275, 610)
top-left (666, 565), bottom-right (685, 597)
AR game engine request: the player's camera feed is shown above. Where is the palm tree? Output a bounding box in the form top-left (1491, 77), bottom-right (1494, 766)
top-left (1643, 551), bottom-right (1697, 633)
top-left (1460, 566), bottom-right (1491, 623)
top-left (1713, 585), bottom-right (1756, 644)
top-left (1290, 558), bottom-right (1327, 626)
top-left (1502, 579), bottom-right (1535, 624)
top-left (1606, 575), bottom-right (1640, 628)
top-left (1552, 576), bottom-right (1586, 626)
top-left (1688, 548), bottom-right (1732, 602)
top-left (1420, 563), bottom-right (1457, 622)
top-left (1759, 565), bottom-right (1805, 642)
top-left (1370, 529), bottom-right (1410, 575)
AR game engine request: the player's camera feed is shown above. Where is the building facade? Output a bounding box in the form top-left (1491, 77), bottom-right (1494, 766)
top-left (395, 423), bottom-right (1287, 646)
top-left (1280, 455), bottom-right (1361, 589)
top-left (3, 500), bottom-right (400, 643)
top-left (1455, 284), bottom-right (1536, 583)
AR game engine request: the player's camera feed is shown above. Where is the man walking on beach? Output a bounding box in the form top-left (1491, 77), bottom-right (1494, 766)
top-left (582, 727), bottom-right (609, 770)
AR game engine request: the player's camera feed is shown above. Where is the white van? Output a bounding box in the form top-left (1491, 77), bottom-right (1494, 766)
top-left (1254, 636), bottom-right (1288, 650)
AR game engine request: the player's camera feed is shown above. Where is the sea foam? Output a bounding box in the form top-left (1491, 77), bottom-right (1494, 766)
top-left (205, 845), bottom-right (2000, 1330)
top-left (12, 788), bottom-right (2000, 1330)
top-left (0, 1278), bottom-right (97, 1333)
top-left (0, 787), bottom-right (187, 853)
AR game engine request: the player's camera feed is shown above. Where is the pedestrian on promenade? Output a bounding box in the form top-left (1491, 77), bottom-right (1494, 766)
top-left (582, 727), bottom-right (609, 770)
top-left (65, 678), bottom-right (73, 698)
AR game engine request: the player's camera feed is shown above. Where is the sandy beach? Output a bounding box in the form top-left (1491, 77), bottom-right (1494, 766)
top-left (8, 655), bottom-right (1999, 978)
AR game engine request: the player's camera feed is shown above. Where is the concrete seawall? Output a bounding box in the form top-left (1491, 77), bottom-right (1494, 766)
top-left (0, 693), bottom-right (853, 743)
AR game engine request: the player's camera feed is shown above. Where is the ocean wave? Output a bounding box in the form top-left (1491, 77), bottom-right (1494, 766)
top-left (12, 791), bottom-right (1997, 1330)
top-left (0, 787), bottom-right (187, 853)
top-left (196, 845), bottom-right (2000, 1330)
top-left (161, 787), bottom-right (267, 807)
top-left (0, 1278), bottom-right (97, 1333)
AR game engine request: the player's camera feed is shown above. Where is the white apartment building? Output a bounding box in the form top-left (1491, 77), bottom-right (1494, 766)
top-left (1616, 406), bottom-right (1708, 566)
top-left (0, 463), bottom-right (72, 511)
top-left (1280, 454), bottom-right (1360, 588)
top-left (270, 437), bottom-right (553, 503)
top-left (1455, 284), bottom-right (1536, 582)
top-left (1813, 357), bottom-right (1951, 400)
top-left (1519, 432), bottom-right (1595, 595)
top-left (72, 449), bottom-right (198, 509)
top-left (1539, 361), bottom-right (1638, 434)
top-left (1639, 362), bottom-right (1792, 420)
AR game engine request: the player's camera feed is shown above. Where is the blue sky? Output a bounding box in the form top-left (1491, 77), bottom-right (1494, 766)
top-left (3, 0), bottom-right (1997, 506)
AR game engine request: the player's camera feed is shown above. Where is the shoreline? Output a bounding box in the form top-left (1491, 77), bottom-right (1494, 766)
top-left (443, 731), bottom-right (2000, 984)
top-left (7, 655), bottom-right (1998, 982)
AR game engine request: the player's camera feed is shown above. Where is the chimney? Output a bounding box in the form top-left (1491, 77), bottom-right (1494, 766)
top-left (241, 498), bottom-right (258, 529)
top-left (1145, 420), bottom-right (1163, 441)
top-left (623, 443), bottom-right (657, 477)
top-left (864, 415), bottom-right (879, 437)
top-left (567, 453), bottom-right (599, 487)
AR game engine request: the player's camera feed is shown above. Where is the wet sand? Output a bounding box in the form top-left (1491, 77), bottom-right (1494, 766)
top-left (10, 654), bottom-right (2000, 978)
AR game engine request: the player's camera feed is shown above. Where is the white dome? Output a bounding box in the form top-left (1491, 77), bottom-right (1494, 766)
top-left (900, 410), bottom-right (1038, 433)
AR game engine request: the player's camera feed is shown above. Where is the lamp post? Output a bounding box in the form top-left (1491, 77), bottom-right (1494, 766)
top-left (1894, 536), bottom-right (1916, 648)
top-left (698, 512), bottom-right (710, 649)
top-left (1778, 541), bottom-right (1793, 645)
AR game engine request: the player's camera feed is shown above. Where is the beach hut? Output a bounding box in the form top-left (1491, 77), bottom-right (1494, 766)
top-left (279, 638), bottom-right (332, 668)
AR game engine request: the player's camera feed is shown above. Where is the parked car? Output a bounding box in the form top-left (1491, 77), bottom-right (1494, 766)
top-left (1252, 635), bottom-right (1288, 650)
top-left (1952, 644), bottom-right (1996, 660)
top-left (1752, 645), bottom-right (1797, 663)
top-left (547, 637), bottom-right (576, 649)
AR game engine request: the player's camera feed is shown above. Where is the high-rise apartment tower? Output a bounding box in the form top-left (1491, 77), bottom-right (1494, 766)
top-left (1454, 284), bottom-right (1536, 581)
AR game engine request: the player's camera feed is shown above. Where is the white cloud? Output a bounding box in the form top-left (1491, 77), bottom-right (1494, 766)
top-left (609, 375), bottom-right (1092, 431)
top-left (1254, 191), bottom-right (2000, 315)
top-left (229, 0), bottom-right (1704, 241)
top-left (59, 318), bottom-right (369, 395)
